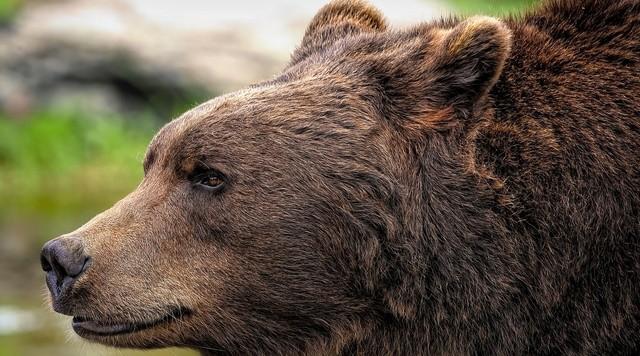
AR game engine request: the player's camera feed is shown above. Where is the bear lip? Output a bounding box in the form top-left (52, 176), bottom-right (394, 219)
top-left (72, 307), bottom-right (190, 336)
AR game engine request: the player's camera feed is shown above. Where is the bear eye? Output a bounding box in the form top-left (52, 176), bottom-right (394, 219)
top-left (193, 171), bottom-right (225, 192)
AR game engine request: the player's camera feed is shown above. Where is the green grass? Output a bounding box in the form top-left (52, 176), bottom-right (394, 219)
top-left (446, 0), bottom-right (537, 16)
top-left (0, 0), bottom-right (22, 23)
top-left (0, 109), bottom-right (158, 222)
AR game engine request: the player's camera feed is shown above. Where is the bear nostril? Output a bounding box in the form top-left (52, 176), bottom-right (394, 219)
top-left (40, 253), bottom-right (52, 272)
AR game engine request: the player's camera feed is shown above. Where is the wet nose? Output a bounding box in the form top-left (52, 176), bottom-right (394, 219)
top-left (40, 237), bottom-right (90, 300)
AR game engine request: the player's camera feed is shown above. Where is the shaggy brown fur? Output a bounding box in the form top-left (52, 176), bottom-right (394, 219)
top-left (42, 0), bottom-right (639, 355)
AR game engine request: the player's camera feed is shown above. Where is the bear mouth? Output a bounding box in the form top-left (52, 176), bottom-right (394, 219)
top-left (72, 307), bottom-right (190, 337)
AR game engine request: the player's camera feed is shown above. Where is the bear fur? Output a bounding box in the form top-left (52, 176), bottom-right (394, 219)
top-left (43, 0), bottom-right (639, 355)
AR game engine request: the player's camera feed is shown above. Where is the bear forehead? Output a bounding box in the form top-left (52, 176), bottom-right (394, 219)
top-left (143, 73), bottom-right (382, 172)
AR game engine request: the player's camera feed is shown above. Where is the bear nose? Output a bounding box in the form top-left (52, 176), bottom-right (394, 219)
top-left (40, 237), bottom-right (90, 301)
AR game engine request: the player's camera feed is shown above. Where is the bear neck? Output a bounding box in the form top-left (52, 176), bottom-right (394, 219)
top-left (354, 100), bottom-right (517, 355)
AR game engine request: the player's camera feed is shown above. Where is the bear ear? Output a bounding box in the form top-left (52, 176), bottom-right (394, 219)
top-left (289, 0), bottom-right (387, 66)
top-left (416, 16), bottom-right (512, 118)
top-left (396, 16), bottom-right (511, 121)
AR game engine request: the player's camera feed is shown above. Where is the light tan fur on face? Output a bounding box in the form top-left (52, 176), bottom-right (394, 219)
top-left (60, 173), bottom-right (230, 347)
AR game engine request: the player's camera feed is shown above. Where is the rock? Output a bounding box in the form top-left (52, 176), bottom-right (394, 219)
top-left (0, 0), bottom-right (447, 118)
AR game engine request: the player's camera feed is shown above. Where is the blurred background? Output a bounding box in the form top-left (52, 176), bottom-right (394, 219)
top-left (0, 0), bottom-right (535, 355)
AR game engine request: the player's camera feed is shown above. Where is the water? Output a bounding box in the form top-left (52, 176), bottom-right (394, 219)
top-left (0, 307), bottom-right (38, 335)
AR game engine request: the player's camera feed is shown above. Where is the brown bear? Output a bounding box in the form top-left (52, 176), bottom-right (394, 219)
top-left (40, 0), bottom-right (640, 355)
